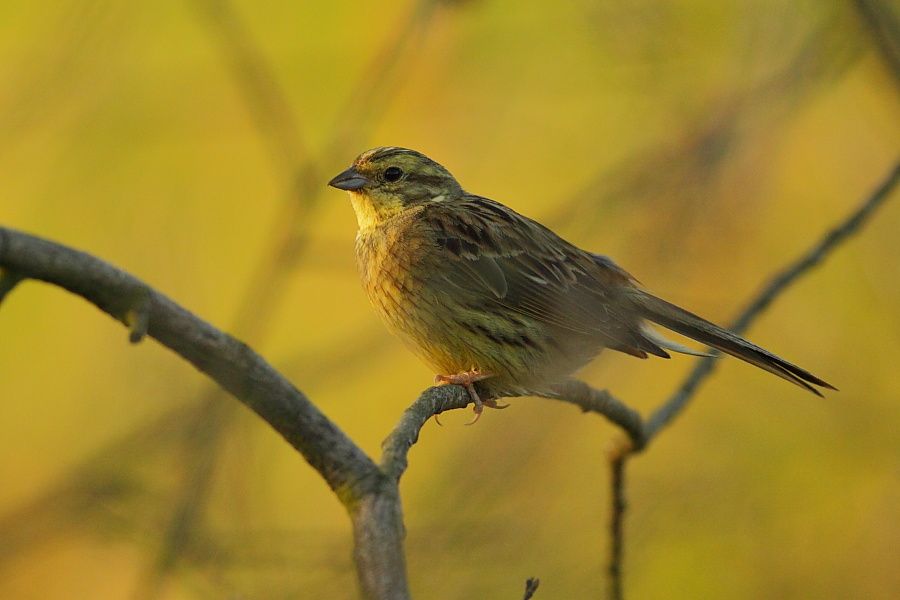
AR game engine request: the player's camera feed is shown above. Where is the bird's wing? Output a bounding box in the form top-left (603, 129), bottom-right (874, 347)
top-left (423, 195), bottom-right (669, 359)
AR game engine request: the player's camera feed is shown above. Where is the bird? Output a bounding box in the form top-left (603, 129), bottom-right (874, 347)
top-left (328, 147), bottom-right (834, 424)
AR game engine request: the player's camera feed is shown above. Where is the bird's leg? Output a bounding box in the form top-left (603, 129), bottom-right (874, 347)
top-left (433, 368), bottom-right (507, 425)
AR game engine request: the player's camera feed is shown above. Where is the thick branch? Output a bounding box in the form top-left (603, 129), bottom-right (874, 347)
top-left (351, 486), bottom-right (410, 600)
top-left (0, 227), bottom-right (381, 501)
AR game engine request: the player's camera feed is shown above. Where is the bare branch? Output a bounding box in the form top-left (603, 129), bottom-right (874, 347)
top-left (0, 227), bottom-right (419, 599)
top-left (0, 227), bottom-right (381, 499)
top-left (607, 159), bottom-right (900, 598)
top-left (351, 487), bottom-right (410, 600)
top-left (381, 385), bottom-right (471, 482)
top-left (380, 378), bottom-right (644, 484)
top-left (644, 159), bottom-right (900, 444)
top-left (1, 4), bottom-right (453, 597)
top-left (130, 2), bottom-right (449, 592)
top-left (607, 452), bottom-right (627, 600)
top-left (541, 380), bottom-right (645, 449)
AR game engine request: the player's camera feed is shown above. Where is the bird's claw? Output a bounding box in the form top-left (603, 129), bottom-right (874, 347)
top-left (433, 368), bottom-right (491, 386)
top-left (433, 368), bottom-right (505, 425)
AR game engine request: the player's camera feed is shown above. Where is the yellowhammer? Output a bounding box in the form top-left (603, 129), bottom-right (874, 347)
top-left (329, 147), bottom-right (833, 423)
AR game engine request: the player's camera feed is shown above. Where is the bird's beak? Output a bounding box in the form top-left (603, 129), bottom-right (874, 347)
top-left (328, 166), bottom-right (369, 191)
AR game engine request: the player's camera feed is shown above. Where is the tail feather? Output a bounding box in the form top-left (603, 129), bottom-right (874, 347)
top-left (628, 290), bottom-right (835, 395)
top-left (641, 324), bottom-right (715, 358)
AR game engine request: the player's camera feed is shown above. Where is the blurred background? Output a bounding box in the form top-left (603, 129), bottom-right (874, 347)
top-left (1, 0), bottom-right (899, 598)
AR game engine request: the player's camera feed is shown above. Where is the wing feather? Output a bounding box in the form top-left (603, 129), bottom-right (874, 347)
top-left (424, 195), bottom-right (662, 358)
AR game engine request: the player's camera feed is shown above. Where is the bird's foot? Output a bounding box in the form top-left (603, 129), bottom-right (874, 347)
top-left (434, 368), bottom-right (492, 387)
top-left (434, 368), bottom-right (506, 425)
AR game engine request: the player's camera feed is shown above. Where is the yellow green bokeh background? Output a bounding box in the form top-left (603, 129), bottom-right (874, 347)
top-left (1, 1), bottom-right (899, 598)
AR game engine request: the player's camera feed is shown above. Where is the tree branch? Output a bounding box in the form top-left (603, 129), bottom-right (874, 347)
top-left (0, 226), bottom-right (417, 599)
top-left (606, 159), bottom-right (900, 598)
top-left (0, 227), bottom-right (381, 500)
top-left (4, 154), bottom-right (893, 598)
top-left (541, 379), bottom-right (645, 449)
top-left (0, 4), bottom-right (456, 598)
top-left (644, 159), bottom-right (899, 444)
top-left (381, 385), bottom-right (470, 482)
top-left (380, 378), bottom-right (644, 484)
top-left (607, 453), bottom-right (627, 600)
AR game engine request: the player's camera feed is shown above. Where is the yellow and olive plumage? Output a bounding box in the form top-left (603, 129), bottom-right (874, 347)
top-left (329, 147), bottom-right (833, 418)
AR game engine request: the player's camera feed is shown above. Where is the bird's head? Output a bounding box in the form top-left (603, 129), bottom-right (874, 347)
top-left (328, 147), bottom-right (463, 230)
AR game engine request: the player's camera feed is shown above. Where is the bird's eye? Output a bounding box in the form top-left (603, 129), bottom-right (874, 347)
top-left (383, 166), bottom-right (404, 182)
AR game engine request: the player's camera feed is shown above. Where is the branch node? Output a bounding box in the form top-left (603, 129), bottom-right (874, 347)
top-left (124, 289), bottom-right (152, 344)
top-left (607, 435), bottom-right (635, 462)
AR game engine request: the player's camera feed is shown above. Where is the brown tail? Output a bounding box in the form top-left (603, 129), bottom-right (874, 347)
top-left (628, 290), bottom-right (835, 396)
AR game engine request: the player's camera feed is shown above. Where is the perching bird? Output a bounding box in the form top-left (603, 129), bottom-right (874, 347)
top-left (329, 147), bottom-right (833, 423)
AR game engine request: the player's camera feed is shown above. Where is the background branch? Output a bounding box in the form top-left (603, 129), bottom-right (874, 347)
top-left (852, 0), bottom-right (900, 86)
top-left (522, 577), bottom-right (540, 600)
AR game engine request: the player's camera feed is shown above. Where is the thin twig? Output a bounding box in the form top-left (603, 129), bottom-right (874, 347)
top-left (541, 380), bottom-right (645, 449)
top-left (644, 160), bottom-right (900, 443)
top-left (607, 452), bottom-right (627, 600)
top-left (131, 398), bottom-right (231, 600)
top-left (548, 11), bottom-right (859, 236)
top-left (380, 378), bottom-right (643, 483)
top-left (381, 385), bottom-right (471, 482)
top-left (607, 159), bottom-right (900, 598)
top-left (522, 577), bottom-right (541, 600)
top-left (135, 2), bottom-right (319, 590)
